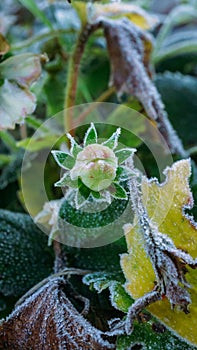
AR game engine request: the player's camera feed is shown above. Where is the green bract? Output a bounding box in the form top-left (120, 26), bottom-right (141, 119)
top-left (52, 123), bottom-right (136, 207)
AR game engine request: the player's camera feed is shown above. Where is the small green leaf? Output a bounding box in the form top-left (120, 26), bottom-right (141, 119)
top-left (78, 178), bottom-right (91, 199)
top-left (67, 133), bottom-right (82, 157)
top-left (83, 123), bottom-right (98, 146)
top-left (112, 183), bottom-right (128, 200)
top-left (109, 282), bottom-right (133, 313)
top-left (115, 166), bottom-right (134, 182)
top-left (51, 150), bottom-right (75, 170)
top-left (115, 148), bottom-right (136, 164)
top-left (102, 128), bottom-right (121, 150)
top-left (83, 271), bottom-right (124, 293)
top-left (55, 173), bottom-right (77, 188)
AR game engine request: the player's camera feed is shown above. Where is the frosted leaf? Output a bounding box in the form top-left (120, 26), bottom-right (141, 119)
top-left (121, 159), bottom-right (197, 344)
top-left (102, 127), bottom-right (121, 150)
top-left (112, 183), bottom-right (128, 200)
top-left (0, 210), bottom-right (53, 297)
top-left (83, 122), bottom-right (98, 146)
top-left (66, 132), bottom-right (82, 157)
top-left (115, 166), bottom-right (134, 182)
top-left (51, 150), bottom-right (75, 170)
top-left (34, 199), bottom-right (63, 245)
top-left (83, 272), bottom-right (133, 313)
top-left (0, 53), bottom-right (48, 88)
top-left (54, 172), bottom-right (78, 188)
top-left (0, 278), bottom-right (115, 349)
top-left (102, 17), bottom-right (186, 155)
top-left (0, 80), bottom-right (36, 130)
top-left (115, 148), bottom-right (136, 165)
top-left (92, 3), bottom-right (158, 30)
top-left (0, 53), bottom-right (47, 130)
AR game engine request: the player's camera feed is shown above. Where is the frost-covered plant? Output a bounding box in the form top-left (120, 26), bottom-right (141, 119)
top-left (52, 123), bottom-right (197, 338)
top-left (52, 123), bottom-right (135, 209)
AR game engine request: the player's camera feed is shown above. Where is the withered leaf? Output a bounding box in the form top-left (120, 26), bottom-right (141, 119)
top-left (0, 33), bottom-right (10, 55)
top-left (0, 277), bottom-right (114, 349)
top-left (101, 17), bottom-right (185, 156)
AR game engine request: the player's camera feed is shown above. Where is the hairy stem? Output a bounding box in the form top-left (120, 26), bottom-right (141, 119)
top-left (53, 240), bottom-right (67, 273)
top-left (64, 22), bottom-right (102, 132)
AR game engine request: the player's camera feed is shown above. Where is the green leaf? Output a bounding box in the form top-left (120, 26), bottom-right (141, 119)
top-left (51, 150), bottom-right (75, 170)
top-left (155, 72), bottom-right (197, 147)
top-left (0, 210), bottom-right (53, 298)
top-left (55, 172), bottom-right (77, 188)
top-left (63, 236), bottom-right (127, 272)
top-left (18, 0), bottom-right (53, 29)
top-left (83, 123), bottom-right (98, 146)
top-left (67, 133), bottom-right (82, 157)
top-left (59, 194), bottom-right (128, 228)
top-left (0, 131), bottom-right (17, 152)
top-left (102, 128), bottom-right (121, 150)
top-left (115, 166), bottom-right (134, 182)
top-left (0, 155), bottom-right (13, 169)
top-left (115, 148), bottom-right (135, 164)
top-left (117, 320), bottom-right (197, 350)
top-left (83, 271), bottom-right (124, 292)
top-left (153, 5), bottom-right (197, 66)
top-left (112, 183), bottom-right (128, 200)
top-left (0, 151), bottom-right (23, 190)
top-left (109, 282), bottom-right (133, 313)
top-left (78, 179), bottom-right (91, 199)
top-left (83, 271), bottom-right (133, 312)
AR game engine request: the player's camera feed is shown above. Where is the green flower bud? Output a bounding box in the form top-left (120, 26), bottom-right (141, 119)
top-left (70, 144), bottom-right (118, 192)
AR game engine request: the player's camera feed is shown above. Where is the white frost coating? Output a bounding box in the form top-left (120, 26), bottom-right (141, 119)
top-left (3, 278), bottom-right (115, 349)
top-left (119, 159), bottom-right (197, 335)
top-left (101, 17), bottom-right (186, 156)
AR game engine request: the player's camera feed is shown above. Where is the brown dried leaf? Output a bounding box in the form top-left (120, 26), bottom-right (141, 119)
top-left (0, 277), bottom-right (114, 349)
top-left (0, 33), bottom-right (10, 55)
top-left (102, 18), bottom-right (185, 155)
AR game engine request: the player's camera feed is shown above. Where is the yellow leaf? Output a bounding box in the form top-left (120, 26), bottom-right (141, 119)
top-left (121, 159), bottom-right (197, 345)
top-left (93, 3), bottom-right (158, 30)
top-left (72, 1), bottom-right (88, 26)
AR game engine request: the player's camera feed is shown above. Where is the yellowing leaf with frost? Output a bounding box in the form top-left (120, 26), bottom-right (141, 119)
top-left (121, 159), bottom-right (197, 345)
top-left (93, 3), bottom-right (158, 30)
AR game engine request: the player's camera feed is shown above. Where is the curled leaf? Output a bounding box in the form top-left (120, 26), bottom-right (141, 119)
top-left (0, 54), bottom-right (47, 130)
top-left (0, 53), bottom-right (48, 88)
top-left (0, 278), bottom-right (114, 349)
top-left (93, 3), bottom-right (158, 30)
top-left (121, 159), bottom-right (197, 345)
top-left (101, 17), bottom-right (185, 155)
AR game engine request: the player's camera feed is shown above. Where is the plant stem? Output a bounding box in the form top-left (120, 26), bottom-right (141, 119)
top-left (64, 22), bottom-right (102, 132)
top-left (53, 240), bottom-right (66, 273)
